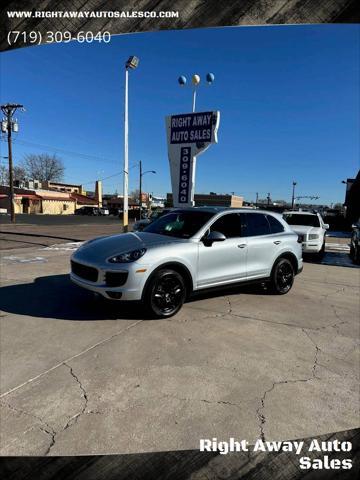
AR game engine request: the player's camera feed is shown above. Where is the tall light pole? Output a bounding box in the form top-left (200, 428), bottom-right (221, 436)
top-left (123, 56), bottom-right (139, 233)
top-left (291, 181), bottom-right (297, 209)
top-left (139, 160), bottom-right (156, 219)
top-left (1, 103), bottom-right (24, 223)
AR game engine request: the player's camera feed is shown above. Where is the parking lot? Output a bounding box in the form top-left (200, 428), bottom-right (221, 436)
top-left (0, 217), bottom-right (359, 456)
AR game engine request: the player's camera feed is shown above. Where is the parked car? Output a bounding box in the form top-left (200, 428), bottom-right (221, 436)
top-left (132, 208), bottom-right (173, 232)
top-left (283, 211), bottom-right (329, 258)
top-left (75, 206), bottom-right (100, 216)
top-left (70, 207), bottom-right (303, 318)
top-left (350, 218), bottom-right (360, 264)
top-left (99, 207), bottom-right (110, 216)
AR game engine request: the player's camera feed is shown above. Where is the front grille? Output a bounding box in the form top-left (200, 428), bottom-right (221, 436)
top-left (105, 271), bottom-right (128, 287)
top-left (71, 260), bottom-right (98, 282)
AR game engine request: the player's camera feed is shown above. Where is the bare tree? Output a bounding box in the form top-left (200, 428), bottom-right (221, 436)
top-left (13, 165), bottom-right (27, 182)
top-left (22, 154), bottom-right (65, 181)
top-left (0, 165), bottom-right (7, 185)
top-left (0, 164), bottom-right (27, 185)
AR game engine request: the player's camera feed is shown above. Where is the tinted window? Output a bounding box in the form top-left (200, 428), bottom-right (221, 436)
top-left (144, 211), bottom-right (214, 238)
top-left (244, 213), bottom-right (271, 236)
top-left (283, 214), bottom-right (320, 227)
top-left (210, 213), bottom-right (244, 238)
top-left (267, 215), bottom-right (285, 233)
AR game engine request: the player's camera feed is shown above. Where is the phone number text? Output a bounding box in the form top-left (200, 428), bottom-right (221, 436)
top-left (8, 31), bottom-right (111, 46)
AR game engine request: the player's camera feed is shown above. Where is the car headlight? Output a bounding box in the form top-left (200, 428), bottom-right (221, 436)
top-left (309, 234), bottom-right (319, 240)
top-left (108, 248), bottom-right (147, 263)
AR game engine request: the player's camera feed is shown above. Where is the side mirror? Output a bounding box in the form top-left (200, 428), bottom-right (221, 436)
top-left (202, 230), bottom-right (226, 246)
top-left (323, 224), bottom-right (329, 230)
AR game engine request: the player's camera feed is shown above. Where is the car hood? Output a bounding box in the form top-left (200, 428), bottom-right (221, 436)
top-left (289, 225), bottom-right (321, 235)
top-left (73, 232), bottom-right (186, 263)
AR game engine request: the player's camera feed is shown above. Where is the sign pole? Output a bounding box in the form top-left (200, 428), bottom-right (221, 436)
top-left (192, 88), bottom-right (196, 113)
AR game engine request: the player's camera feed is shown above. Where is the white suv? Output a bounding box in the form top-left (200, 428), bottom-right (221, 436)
top-left (71, 207), bottom-right (303, 318)
top-left (283, 211), bottom-right (329, 257)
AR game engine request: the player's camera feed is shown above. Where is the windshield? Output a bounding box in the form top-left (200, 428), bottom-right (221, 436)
top-left (144, 211), bottom-right (215, 238)
top-left (283, 214), bottom-right (320, 227)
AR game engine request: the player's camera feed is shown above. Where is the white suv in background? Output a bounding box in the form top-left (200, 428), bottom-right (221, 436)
top-left (283, 211), bottom-right (329, 258)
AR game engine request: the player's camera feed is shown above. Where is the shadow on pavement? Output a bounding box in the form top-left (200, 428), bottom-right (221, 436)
top-left (0, 274), bottom-right (145, 321)
top-left (0, 274), bottom-right (267, 321)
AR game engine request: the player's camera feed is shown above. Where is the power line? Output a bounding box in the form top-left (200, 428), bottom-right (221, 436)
top-left (0, 137), bottom-right (118, 165)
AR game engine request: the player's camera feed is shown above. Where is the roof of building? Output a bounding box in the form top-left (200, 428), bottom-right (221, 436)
top-left (70, 193), bottom-right (98, 205)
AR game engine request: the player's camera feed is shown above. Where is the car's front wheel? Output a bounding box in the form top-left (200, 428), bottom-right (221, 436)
top-left (269, 258), bottom-right (294, 294)
top-left (144, 269), bottom-right (186, 318)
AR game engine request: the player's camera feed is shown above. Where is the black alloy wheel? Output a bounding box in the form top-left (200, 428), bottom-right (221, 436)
top-left (269, 258), bottom-right (295, 294)
top-left (146, 269), bottom-right (186, 318)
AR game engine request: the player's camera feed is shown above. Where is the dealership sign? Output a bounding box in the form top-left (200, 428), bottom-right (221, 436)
top-left (166, 111), bottom-right (220, 207)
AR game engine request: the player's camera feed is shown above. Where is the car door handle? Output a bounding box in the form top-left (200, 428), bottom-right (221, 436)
top-left (273, 240), bottom-right (281, 245)
top-left (238, 244), bottom-right (247, 248)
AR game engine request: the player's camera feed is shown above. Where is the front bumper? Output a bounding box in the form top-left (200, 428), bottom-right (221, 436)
top-left (301, 241), bottom-right (322, 253)
top-left (70, 259), bottom-right (149, 301)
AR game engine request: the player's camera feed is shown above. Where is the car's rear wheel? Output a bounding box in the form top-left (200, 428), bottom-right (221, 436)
top-left (269, 258), bottom-right (294, 294)
top-left (144, 269), bottom-right (186, 318)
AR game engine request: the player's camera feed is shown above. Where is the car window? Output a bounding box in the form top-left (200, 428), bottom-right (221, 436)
top-left (266, 215), bottom-right (285, 234)
top-left (244, 213), bottom-right (271, 236)
top-left (283, 214), bottom-right (320, 227)
top-left (210, 213), bottom-right (244, 238)
top-left (144, 211), bottom-right (215, 238)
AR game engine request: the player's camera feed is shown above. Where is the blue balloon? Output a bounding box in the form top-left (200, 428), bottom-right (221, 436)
top-left (178, 75), bottom-right (187, 86)
top-left (206, 72), bottom-right (215, 84)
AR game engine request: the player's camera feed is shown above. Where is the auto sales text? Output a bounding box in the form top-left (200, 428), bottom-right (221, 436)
top-left (199, 438), bottom-right (352, 469)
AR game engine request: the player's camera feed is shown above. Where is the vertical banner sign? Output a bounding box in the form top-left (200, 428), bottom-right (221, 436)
top-left (166, 111), bottom-right (220, 207)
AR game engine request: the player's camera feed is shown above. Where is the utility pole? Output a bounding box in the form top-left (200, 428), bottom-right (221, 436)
top-left (267, 193), bottom-right (271, 206)
top-left (1, 103), bottom-right (24, 223)
top-left (139, 160), bottom-right (142, 220)
top-left (255, 192), bottom-right (258, 209)
top-left (291, 181), bottom-right (297, 209)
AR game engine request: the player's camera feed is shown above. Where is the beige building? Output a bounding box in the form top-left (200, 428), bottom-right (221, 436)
top-left (0, 187), bottom-right (76, 214)
top-left (166, 193), bottom-right (244, 208)
top-left (42, 181), bottom-right (85, 195)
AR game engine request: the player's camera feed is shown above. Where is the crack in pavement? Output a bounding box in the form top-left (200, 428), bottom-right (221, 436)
top-left (45, 363), bottom-right (89, 456)
top-left (62, 363), bottom-right (89, 429)
top-left (1, 361), bottom-right (90, 456)
top-left (0, 400), bottom-right (56, 455)
top-left (256, 329), bottom-right (321, 442)
top-left (225, 296), bottom-right (232, 314)
top-left (0, 319), bottom-right (143, 399)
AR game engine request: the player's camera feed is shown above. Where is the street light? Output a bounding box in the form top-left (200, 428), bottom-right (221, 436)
top-left (123, 55), bottom-right (139, 233)
top-left (291, 181), bottom-right (297, 209)
top-left (139, 160), bottom-right (156, 219)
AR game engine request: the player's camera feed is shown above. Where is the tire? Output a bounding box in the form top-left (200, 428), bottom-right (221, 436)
top-left (144, 269), bottom-right (186, 318)
top-left (316, 240), bottom-right (326, 260)
top-left (268, 258), bottom-right (295, 295)
top-left (354, 244), bottom-right (360, 265)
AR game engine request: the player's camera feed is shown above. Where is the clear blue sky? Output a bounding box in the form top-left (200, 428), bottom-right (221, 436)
top-left (1, 24), bottom-right (359, 204)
